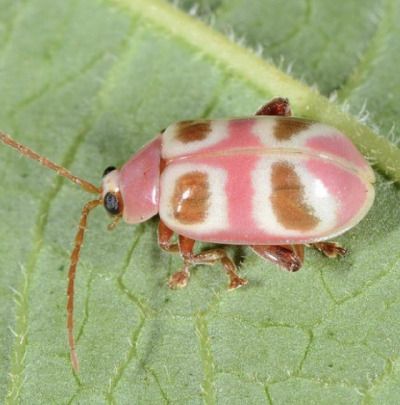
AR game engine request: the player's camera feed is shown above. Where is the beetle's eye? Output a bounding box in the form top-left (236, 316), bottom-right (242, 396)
top-left (103, 166), bottom-right (116, 177)
top-left (104, 192), bottom-right (120, 215)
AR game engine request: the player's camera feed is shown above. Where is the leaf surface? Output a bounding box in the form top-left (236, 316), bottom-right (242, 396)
top-left (0, 0), bottom-right (399, 403)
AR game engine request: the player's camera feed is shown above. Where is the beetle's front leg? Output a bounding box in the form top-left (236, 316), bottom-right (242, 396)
top-left (167, 236), bottom-right (193, 289)
top-left (168, 235), bottom-right (248, 290)
top-left (158, 221), bottom-right (191, 287)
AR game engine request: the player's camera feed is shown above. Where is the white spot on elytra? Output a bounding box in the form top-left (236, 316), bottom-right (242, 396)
top-left (160, 162), bottom-right (229, 233)
top-left (251, 156), bottom-right (338, 238)
top-left (162, 120), bottom-right (229, 159)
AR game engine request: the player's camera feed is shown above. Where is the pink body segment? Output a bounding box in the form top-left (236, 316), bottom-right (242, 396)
top-left (306, 135), bottom-right (374, 182)
top-left (158, 116), bottom-right (375, 244)
top-left (119, 136), bottom-right (161, 223)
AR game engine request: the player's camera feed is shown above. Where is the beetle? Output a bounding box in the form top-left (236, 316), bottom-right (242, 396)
top-left (0, 97), bottom-right (375, 371)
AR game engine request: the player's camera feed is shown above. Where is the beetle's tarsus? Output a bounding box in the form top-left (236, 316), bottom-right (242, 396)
top-left (219, 256), bottom-right (247, 289)
top-left (228, 276), bottom-right (248, 290)
top-left (286, 258), bottom-right (302, 272)
top-left (168, 268), bottom-right (190, 289)
top-left (311, 242), bottom-right (348, 258)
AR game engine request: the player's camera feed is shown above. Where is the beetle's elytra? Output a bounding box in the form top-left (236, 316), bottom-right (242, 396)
top-left (0, 97), bottom-right (375, 371)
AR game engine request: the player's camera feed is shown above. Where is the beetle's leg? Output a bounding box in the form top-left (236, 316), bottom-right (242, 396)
top-left (255, 97), bottom-right (292, 116)
top-left (187, 248), bottom-right (248, 290)
top-left (167, 236), bottom-right (194, 289)
top-left (158, 220), bottom-right (179, 253)
top-left (168, 235), bottom-right (248, 289)
top-left (310, 242), bottom-right (347, 258)
top-left (250, 244), bottom-right (305, 272)
top-left (158, 221), bottom-right (192, 288)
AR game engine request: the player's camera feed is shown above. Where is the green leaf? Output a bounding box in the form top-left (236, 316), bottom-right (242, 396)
top-left (0, 0), bottom-right (399, 403)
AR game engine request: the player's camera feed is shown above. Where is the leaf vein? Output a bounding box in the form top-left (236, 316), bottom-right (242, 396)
top-left (195, 312), bottom-right (217, 405)
top-left (5, 50), bottom-right (109, 124)
top-left (336, 254), bottom-right (400, 305)
top-left (106, 317), bottom-right (146, 403)
top-left (0, 0), bottom-right (29, 57)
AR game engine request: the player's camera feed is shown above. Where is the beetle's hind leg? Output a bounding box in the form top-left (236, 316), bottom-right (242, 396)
top-left (250, 243), bottom-right (346, 272)
top-left (310, 242), bottom-right (347, 258)
top-left (250, 244), bottom-right (305, 272)
top-left (158, 221), bottom-right (189, 287)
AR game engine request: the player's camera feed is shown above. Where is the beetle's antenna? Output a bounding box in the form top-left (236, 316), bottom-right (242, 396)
top-left (1, 131), bottom-right (104, 370)
top-left (67, 198), bottom-right (102, 372)
top-left (0, 131), bottom-right (101, 194)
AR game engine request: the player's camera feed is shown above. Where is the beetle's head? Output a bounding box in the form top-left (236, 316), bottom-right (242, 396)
top-left (100, 166), bottom-right (124, 229)
top-left (101, 136), bottom-right (161, 226)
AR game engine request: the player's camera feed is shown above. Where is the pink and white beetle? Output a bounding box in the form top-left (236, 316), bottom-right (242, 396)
top-left (0, 98), bottom-right (375, 370)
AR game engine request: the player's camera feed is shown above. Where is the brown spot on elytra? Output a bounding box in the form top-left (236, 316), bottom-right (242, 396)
top-left (274, 118), bottom-right (311, 141)
top-left (176, 121), bottom-right (211, 143)
top-left (270, 162), bottom-right (319, 231)
top-left (172, 171), bottom-right (210, 224)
